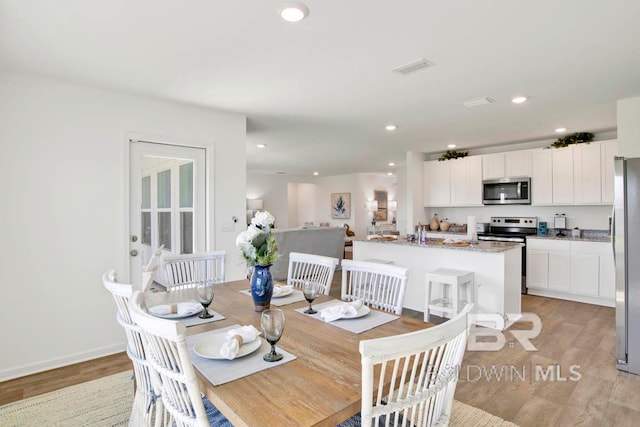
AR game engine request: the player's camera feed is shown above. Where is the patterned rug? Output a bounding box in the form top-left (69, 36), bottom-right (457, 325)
top-left (0, 371), bottom-right (519, 426)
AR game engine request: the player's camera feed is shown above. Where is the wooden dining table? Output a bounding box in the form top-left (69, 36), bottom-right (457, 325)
top-left (145, 279), bottom-right (428, 427)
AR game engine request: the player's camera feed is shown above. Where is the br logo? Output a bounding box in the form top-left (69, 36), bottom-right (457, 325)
top-left (467, 313), bottom-right (541, 351)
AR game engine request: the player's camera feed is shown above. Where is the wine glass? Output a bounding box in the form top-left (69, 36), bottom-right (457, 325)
top-left (302, 280), bottom-right (319, 314)
top-left (261, 309), bottom-right (285, 362)
top-left (196, 279), bottom-right (214, 319)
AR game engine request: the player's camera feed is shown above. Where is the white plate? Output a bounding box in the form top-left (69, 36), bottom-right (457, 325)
top-left (148, 301), bottom-right (203, 319)
top-left (272, 286), bottom-right (293, 298)
top-left (338, 304), bottom-right (371, 320)
top-left (193, 334), bottom-right (262, 360)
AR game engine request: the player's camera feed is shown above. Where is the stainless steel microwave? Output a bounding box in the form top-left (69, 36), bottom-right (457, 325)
top-left (482, 177), bottom-right (531, 205)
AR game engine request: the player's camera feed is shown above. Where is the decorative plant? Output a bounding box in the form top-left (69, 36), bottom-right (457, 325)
top-left (548, 132), bottom-right (594, 148)
top-left (236, 211), bottom-right (279, 267)
top-left (438, 149), bottom-right (469, 161)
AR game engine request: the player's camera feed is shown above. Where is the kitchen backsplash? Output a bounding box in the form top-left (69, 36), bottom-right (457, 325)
top-left (425, 205), bottom-right (612, 231)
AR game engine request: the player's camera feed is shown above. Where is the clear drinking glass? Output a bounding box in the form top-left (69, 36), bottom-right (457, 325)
top-left (196, 280), bottom-right (214, 319)
top-left (261, 309), bottom-right (285, 362)
top-left (302, 280), bottom-right (319, 314)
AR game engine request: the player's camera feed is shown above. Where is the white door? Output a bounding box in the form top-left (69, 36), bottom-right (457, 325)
top-left (129, 140), bottom-right (206, 285)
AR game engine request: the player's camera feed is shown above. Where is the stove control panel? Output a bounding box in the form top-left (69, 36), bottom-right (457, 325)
top-left (490, 217), bottom-right (538, 230)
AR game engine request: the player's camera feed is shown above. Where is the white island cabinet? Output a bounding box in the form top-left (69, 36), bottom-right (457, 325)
top-left (352, 238), bottom-right (522, 329)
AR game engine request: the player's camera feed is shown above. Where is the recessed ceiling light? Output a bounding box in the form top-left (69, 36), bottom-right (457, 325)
top-left (277, 2), bottom-right (309, 22)
top-left (512, 96), bottom-right (528, 104)
top-left (555, 127), bottom-right (567, 133)
top-left (387, 172), bottom-right (393, 176)
top-left (447, 144), bottom-right (456, 149)
top-left (385, 124), bottom-right (397, 131)
top-left (257, 144), bottom-right (267, 148)
top-left (388, 162), bottom-right (395, 167)
top-left (313, 171), bottom-right (319, 176)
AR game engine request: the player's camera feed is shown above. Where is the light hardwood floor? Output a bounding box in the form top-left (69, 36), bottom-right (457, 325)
top-left (3, 273), bottom-right (640, 427)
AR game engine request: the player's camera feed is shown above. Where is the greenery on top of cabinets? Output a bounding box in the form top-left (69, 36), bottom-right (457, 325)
top-left (438, 149), bottom-right (469, 161)
top-left (548, 132), bottom-right (594, 149)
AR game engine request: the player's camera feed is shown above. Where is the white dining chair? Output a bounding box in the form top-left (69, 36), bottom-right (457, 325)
top-left (341, 259), bottom-right (409, 314)
top-left (128, 291), bottom-right (233, 427)
top-left (102, 270), bottom-right (166, 427)
top-left (339, 304), bottom-right (473, 427)
top-left (162, 251), bottom-right (225, 290)
top-left (287, 251), bottom-right (339, 295)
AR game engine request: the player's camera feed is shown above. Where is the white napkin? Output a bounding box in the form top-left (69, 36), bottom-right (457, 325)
top-left (220, 325), bottom-right (261, 360)
top-left (272, 284), bottom-right (293, 297)
top-left (443, 238), bottom-right (463, 244)
top-left (148, 301), bottom-right (201, 316)
top-left (319, 300), bottom-right (363, 322)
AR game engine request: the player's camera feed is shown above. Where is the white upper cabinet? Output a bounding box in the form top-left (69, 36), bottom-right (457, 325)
top-left (505, 150), bottom-right (532, 177)
top-left (423, 160), bottom-right (450, 207)
top-left (601, 140), bottom-right (618, 204)
top-left (573, 142), bottom-right (602, 204)
top-left (551, 146), bottom-right (574, 204)
top-left (450, 156), bottom-right (482, 206)
top-left (531, 149), bottom-right (553, 205)
top-left (482, 154), bottom-right (505, 180)
top-left (482, 150), bottom-right (531, 180)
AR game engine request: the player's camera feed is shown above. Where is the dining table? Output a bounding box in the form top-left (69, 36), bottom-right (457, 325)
top-left (144, 279), bottom-right (429, 427)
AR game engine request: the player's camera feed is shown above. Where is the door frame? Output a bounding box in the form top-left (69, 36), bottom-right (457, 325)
top-left (124, 132), bottom-right (214, 284)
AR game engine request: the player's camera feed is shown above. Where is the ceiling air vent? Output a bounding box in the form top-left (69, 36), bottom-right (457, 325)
top-left (392, 58), bottom-right (435, 75)
top-left (463, 97), bottom-right (495, 108)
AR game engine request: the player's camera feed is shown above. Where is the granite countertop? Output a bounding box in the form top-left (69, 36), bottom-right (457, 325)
top-left (527, 229), bottom-right (611, 243)
top-left (352, 236), bottom-right (522, 253)
top-left (528, 234), bottom-right (611, 243)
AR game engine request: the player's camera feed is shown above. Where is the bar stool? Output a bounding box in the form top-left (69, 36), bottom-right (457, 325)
top-left (425, 268), bottom-right (474, 322)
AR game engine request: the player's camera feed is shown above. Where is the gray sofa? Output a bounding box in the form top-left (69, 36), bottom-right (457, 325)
top-left (270, 227), bottom-right (346, 280)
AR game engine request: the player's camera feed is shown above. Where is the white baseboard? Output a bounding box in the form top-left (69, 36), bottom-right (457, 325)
top-left (527, 288), bottom-right (615, 307)
top-left (0, 343), bottom-right (126, 382)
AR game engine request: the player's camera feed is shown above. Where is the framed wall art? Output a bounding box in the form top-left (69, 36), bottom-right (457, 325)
top-left (331, 193), bottom-right (351, 219)
top-left (374, 190), bottom-right (388, 222)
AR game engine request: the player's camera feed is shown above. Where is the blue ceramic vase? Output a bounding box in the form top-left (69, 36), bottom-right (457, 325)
top-left (250, 264), bottom-right (273, 312)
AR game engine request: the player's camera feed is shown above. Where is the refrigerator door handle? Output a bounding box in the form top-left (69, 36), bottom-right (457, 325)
top-left (611, 206), bottom-right (615, 264)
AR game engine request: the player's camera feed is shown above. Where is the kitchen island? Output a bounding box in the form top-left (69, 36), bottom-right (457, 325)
top-left (352, 237), bottom-right (523, 329)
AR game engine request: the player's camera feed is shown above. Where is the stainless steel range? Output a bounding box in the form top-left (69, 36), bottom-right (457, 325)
top-left (477, 216), bottom-right (538, 294)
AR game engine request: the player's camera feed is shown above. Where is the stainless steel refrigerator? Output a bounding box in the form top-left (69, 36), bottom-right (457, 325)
top-left (615, 157), bottom-right (640, 375)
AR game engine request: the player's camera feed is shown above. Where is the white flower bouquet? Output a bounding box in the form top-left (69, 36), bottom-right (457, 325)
top-left (236, 211), bottom-right (279, 267)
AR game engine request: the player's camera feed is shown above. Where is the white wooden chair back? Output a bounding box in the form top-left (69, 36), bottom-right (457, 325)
top-left (102, 270), bottom-right (165, 426)
top-left (162, 251), bottom-right (225, 290)
top-left (359, 304), bottom-right (473, 427)
top-left (129, 291), bottom-right (210, 427)
top-left (341, 259), bottom-right (409, 314)
top-left (287, 252), bottom-right (339, 295)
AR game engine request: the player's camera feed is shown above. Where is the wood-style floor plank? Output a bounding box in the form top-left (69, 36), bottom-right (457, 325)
top-left (3, 269), bottom-right (640, 427)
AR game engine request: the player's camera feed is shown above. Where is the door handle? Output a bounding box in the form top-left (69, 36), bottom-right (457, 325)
top-left (130, 250), bottom-right (138, 257)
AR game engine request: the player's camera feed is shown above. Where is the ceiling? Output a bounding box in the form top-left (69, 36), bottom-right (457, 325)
top-left (2, 1), bottom-right (639, 177)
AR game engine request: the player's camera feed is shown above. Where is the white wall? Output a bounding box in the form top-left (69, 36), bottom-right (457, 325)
top-left (0, 72), bottom-right (247, 380)
top-left (247, 173), bottom-right (396, 237)
top-left (618, 97), bottom-right (640, 158)
top-left (426, 205), bottom-right (612, 231)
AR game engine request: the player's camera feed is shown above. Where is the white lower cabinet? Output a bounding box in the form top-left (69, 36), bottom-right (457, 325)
top-left (526, 238), bottom-right (614, 306)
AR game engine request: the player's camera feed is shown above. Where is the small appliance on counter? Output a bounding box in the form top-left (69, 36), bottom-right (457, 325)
top-left (538, 221), bottom-right (548, 236)
top-left (572, 227), bottom-right (581, 238)
top-left (476, 222), bottom-right (490, 233)
top-left (554, 214), bottom-right (567, 236)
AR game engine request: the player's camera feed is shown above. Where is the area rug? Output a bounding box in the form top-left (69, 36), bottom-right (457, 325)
top-left (0, 371), bottom-right (519, 426)
top-left (0, 371), bottom-right (133, 426)
top-left (450, 400), bottom-right (520, 427)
